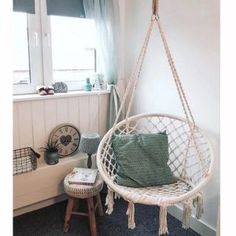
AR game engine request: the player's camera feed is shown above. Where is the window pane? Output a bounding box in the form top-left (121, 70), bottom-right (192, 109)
top-left (13, 12), bottom-right (31, 85)
top-left (50, 16), bottom-right (96, 86)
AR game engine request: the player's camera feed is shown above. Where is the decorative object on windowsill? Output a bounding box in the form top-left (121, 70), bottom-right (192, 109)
top-left (48, 123), bottom-right (81, 157)
top-left (52, 82), bottom-right (68, 93)
top-left (93, 73), bottom-right (106, 90)
top-left (83, 78), bottom-right (93, 91)
top-left (36, 85), bottom-right (47, 95)
top-left (79, 133), bottom-right (100, 169)
top-left (47, 86), bottom-right (55, 95)
top-left (36, 85), bottom-right (55, 95)
top-left (39, 140), bottom-right (60, 165)
top-left (13, 147), bottom-right (40, 175)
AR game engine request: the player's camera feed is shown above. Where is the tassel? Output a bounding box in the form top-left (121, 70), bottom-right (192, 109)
top-left (159, 206), bottom-right (169, 235)
top-left (182, 200), bottom-right (192, 229)
top-left (114, 192), bottom-right (121, 199)
top-left (126, 201), bottom-right (136, 229)
top-left (105, 188), bottom-right (114, 215)
top-left (193, 192), bottom-right (204, 219)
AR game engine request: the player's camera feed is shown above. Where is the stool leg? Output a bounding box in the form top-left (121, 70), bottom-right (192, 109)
top-left (73, 199), bottom-right (80, 212)
top-left (96, 194), bottom-right (104, 216)
top-left (64, 197), bottom-right (74, 233)
top-left (87, 197), bottom-right (97, 236)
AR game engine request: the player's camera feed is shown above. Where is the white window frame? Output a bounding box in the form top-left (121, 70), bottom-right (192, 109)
top-left (13, 0), bottom-right (43, 95)
top-left (40, 0), bottom-right (53, 87)
top-left (13, 0), bottom-right (97, 95)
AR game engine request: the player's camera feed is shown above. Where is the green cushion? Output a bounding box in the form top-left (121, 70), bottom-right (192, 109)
top-left (112, 132), bottom-right (177, 187)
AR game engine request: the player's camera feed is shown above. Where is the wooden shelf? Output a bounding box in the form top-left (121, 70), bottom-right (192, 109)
top-left (14, 153), bottom-right (96, 212)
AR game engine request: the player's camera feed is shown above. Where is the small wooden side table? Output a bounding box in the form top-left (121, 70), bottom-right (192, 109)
top-left (63, 172), bottom-right (104, 236)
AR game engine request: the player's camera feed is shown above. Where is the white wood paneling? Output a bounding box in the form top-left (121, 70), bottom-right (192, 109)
top-left (67, 97), bottom-right (80, 130)
top-left (44, 99), bottom-right (58, 138)
top-left (79, 96), bottom-right (90, 133)
top-left (13, 94), bottom-right (109, 151)
top-left (13, 105), bottom-right (20, 149)
top-left (89, 95), bottom-right (99, 133)
top-left (17, 102), bottom-right (34, 148)
top-left (31, 101), bottom-right (45, 150)
top-left (56, 98), bottom-right (69, 124)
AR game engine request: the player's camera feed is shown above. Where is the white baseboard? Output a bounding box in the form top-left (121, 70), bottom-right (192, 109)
top-left (168, 205), bottom-right (216, 236)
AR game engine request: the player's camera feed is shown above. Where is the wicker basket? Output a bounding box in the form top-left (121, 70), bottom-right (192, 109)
top-left (13, 147), bottom-right (40, 175)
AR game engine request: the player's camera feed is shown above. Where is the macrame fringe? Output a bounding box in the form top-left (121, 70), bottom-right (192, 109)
top-left (114, 192), bottom-right (121, 199)
top-left (159, 206), bottom-right (169, 235)
top-left (105, 188), bottom-right (114, 215)
top-left (126, 201), bottom-right (136, 229)
top-left (193, 192), bottom-right (204, 219)
top-left (182, 200), bottom-right (192, 229)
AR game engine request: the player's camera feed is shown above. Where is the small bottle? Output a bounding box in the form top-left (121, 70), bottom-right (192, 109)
top-left (84, 78), bottom-right (92, 91)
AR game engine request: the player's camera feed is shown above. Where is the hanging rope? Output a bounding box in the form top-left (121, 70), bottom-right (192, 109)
top-left (105, 1), bottom-right (204, 174)
top-left (103, 0), bottom-right (205, 182)
top-left (125, 20), bottom-right (155, 121)
top-left (103, 19), bottom-right (156, 152)
top-left (96, 1), bottom-right (213, 233)
top-left (155, 19), bottom-right (195, 127)
top-left (152, 0), bottom-right (159, 17)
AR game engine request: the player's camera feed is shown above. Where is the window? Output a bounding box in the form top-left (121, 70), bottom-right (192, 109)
top-left (13, 0), bottom-right (97, 94)
top-left (13, 12), bottom-right (30, 85)
top-left (50, 16), bottom-right (96, 89)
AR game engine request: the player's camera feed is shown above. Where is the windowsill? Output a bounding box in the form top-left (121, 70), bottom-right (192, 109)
top-left (13, 89), bottom-right (110, 102)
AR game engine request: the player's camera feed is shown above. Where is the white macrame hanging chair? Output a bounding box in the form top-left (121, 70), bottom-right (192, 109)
top-left (96, 0), bottom-right (214, 235)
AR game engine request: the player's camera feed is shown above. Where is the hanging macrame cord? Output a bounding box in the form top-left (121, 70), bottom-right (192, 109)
top-left (97, 1), bottom-right (213, 235)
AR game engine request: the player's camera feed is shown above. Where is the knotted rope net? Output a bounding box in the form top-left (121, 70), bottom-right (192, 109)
top-left (97, 0), bottom-right (214, 234)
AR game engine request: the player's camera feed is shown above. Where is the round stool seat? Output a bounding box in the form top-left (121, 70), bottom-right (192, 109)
top-left (64, 172), bottom-right (104, 199)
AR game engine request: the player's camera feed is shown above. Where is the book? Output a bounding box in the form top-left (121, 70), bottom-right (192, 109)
top-left (68, 168), bottom-right (98, 185)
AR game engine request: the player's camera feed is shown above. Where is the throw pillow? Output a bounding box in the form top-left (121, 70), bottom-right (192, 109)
top-left (112, 132), bottom-right (176, 187)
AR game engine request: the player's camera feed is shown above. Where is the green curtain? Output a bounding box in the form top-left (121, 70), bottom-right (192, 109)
top-left (108, 85), bottom-right (123, 129)
top-left (83, 0), bottom-right (123, 130)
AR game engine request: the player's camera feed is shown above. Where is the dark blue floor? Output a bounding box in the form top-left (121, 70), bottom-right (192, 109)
top-left (14, 197), bottom-right (200, 236)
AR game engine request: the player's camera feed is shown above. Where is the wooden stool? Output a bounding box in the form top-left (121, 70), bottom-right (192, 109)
top-left (63, 172), bottom-right (104, 236)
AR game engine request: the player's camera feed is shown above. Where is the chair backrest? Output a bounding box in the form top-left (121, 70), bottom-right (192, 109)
top-left (98, 113), bottom-right (213, 186)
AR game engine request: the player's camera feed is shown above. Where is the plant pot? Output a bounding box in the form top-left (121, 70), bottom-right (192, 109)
top-left (44, 151), bottom-right (59, 165)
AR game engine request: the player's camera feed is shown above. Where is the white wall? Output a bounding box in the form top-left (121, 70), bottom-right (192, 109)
top-left (123, 0), bottom-right (219, 231)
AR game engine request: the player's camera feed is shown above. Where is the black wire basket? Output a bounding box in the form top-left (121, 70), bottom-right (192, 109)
top-left (13, 147), bottom-right (40, 175)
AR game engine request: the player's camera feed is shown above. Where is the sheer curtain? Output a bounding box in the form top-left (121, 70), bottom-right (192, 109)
top-left (83, 0), bottom-right (122, 129)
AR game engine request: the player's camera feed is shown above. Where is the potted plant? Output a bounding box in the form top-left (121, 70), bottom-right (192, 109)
top-left (40, 140), bottom-right (60, 165)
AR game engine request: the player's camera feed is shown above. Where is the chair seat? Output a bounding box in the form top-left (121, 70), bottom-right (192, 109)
top-left (113, 180), bottom-right (193, 205)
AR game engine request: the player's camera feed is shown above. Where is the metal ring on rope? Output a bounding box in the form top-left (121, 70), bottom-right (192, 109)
top-left (152, 0), bottom-right (160, 17)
